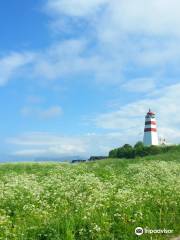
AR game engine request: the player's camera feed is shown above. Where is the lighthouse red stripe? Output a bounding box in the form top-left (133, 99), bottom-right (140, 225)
top-left (144, 128), bottom-right (157, 132)
top-left (145, 121), bottom-right (156, 125)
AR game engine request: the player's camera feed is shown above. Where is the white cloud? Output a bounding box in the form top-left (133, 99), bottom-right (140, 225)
top-left (122, 77), bottom-right (156, 93)
top-left (2, 1), bottom-right (180, 86)
top-left (7, 131), bottom-right (128, 157)
top-left (1, 0), bottom-right (180, 87)
top-left (45, 0), bottom-right (108, 17)
top-left (94, 83), bottom-right (180, 143)
top-left (2, 0), bottom-right (180, 159)
top-left (14, 149), bottom-right (49, 157)
top-left (46, 0), bottom-right (180, 38)
top-left (34, 39), bottom-right (88, 79)
top-left (6, 83), bottom-right (180, 158)
top-left (32, 38), bottom-right (123, 84)
top-left (45, 0), bottom-right (180, 38)
top-left (21, 106), bottom-right (63, 119)
top-left (13, 143), bottom-right (86, 157)
top-left (100, 0), bottom-right (180, 37)
top-left (0, 52), bottom-right (35, 86)
top-left (8, 132), bottom-right (87, 157)
top-left (39, 0), bottom-right (180, 87)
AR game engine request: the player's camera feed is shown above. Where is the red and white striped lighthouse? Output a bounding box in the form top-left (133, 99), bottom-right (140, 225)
top-left (143, 109), bottom-right (159, 146)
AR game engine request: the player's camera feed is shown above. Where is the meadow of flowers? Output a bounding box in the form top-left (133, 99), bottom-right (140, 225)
top-left (0, 152), bottom-right (179, 240)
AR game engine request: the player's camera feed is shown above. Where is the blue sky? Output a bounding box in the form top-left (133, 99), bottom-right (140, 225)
top-left (1, 0), bottom-right (180, 160)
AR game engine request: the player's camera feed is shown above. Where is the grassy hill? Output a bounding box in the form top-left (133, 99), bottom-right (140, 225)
top-left (0, 151), bottom-right (179, 240)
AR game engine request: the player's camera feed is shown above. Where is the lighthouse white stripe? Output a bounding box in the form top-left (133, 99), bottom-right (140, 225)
top-left (144, 124), bottom-right (157, 129)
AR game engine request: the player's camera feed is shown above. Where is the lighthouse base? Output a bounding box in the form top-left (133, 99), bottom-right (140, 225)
top-left (143, 132), bottom-right (159, 146)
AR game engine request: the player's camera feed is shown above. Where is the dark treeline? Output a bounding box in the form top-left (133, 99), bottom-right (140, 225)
top-left (109, 142), bottom-right (180, 159)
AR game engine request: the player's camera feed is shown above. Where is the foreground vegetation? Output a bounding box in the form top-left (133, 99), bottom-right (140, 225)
top-left (0, 151), bottom-right (180, 239)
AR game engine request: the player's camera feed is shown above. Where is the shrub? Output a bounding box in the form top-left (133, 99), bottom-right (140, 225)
top-left (109, 143), bottom-right (180, 159)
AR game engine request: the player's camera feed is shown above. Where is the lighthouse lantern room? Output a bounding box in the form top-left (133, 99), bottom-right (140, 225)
top-left (143, 109), bottom-right (159, 146)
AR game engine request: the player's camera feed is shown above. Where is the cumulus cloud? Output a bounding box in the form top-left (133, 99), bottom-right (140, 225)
top-left (99, 0), bottom-right (180, 38)
top-left (31, 38), bottom-right (123, 84)
top-left (8, 132), bottom-right (86, 157)
top-left (94, 83), bottom-right (180, 143)
top-left (6, 83), bottom-right (180, 158)
top-left (43, 0), bottom-right (180, 82)
top-left (2, 0), bottom-right (180, 157)
top-left (46, 0), bottom-right (180, 36)
top-left (0, 52), bottom-right (35, 86)
top-left (13, 143), bottom-right (86, 157)
top-left (45, 0), bottom-right (108, 17)
top-left (34, 39), bottom-right (89, 79)
top-left (44, 0), bottom-right (180, 46)
top-left (2, 1), bottom-right (180, 86)
top-left (122, 77), bottom-right (156, 93)
top-left (8, 132), bottom-right (117, 157)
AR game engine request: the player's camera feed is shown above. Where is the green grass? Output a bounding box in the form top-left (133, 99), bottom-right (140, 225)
top-left (0, 151), bottom-right (180, 240)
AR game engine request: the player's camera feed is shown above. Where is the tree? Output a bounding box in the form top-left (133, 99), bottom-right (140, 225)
top-left (134, 141), bottom-right (145, 157)
top-left (109, 149), bottom-right (118, 158)
top-left (134, 141), bottom-right (144, 148)
top-left (121, 144), bottom-right (134, 158)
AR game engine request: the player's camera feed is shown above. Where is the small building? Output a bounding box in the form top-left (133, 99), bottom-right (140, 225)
top-left (88, 156), bottom-right (108, 161)
top-left (71, 160), bottom-right (86, 164)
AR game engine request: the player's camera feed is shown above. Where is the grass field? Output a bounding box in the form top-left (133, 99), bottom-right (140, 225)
top-left (0, 152), bottom-right (180, 240)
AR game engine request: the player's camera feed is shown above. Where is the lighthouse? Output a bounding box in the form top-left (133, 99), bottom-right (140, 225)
top-left (143, 109), bottom-right (159, 146)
